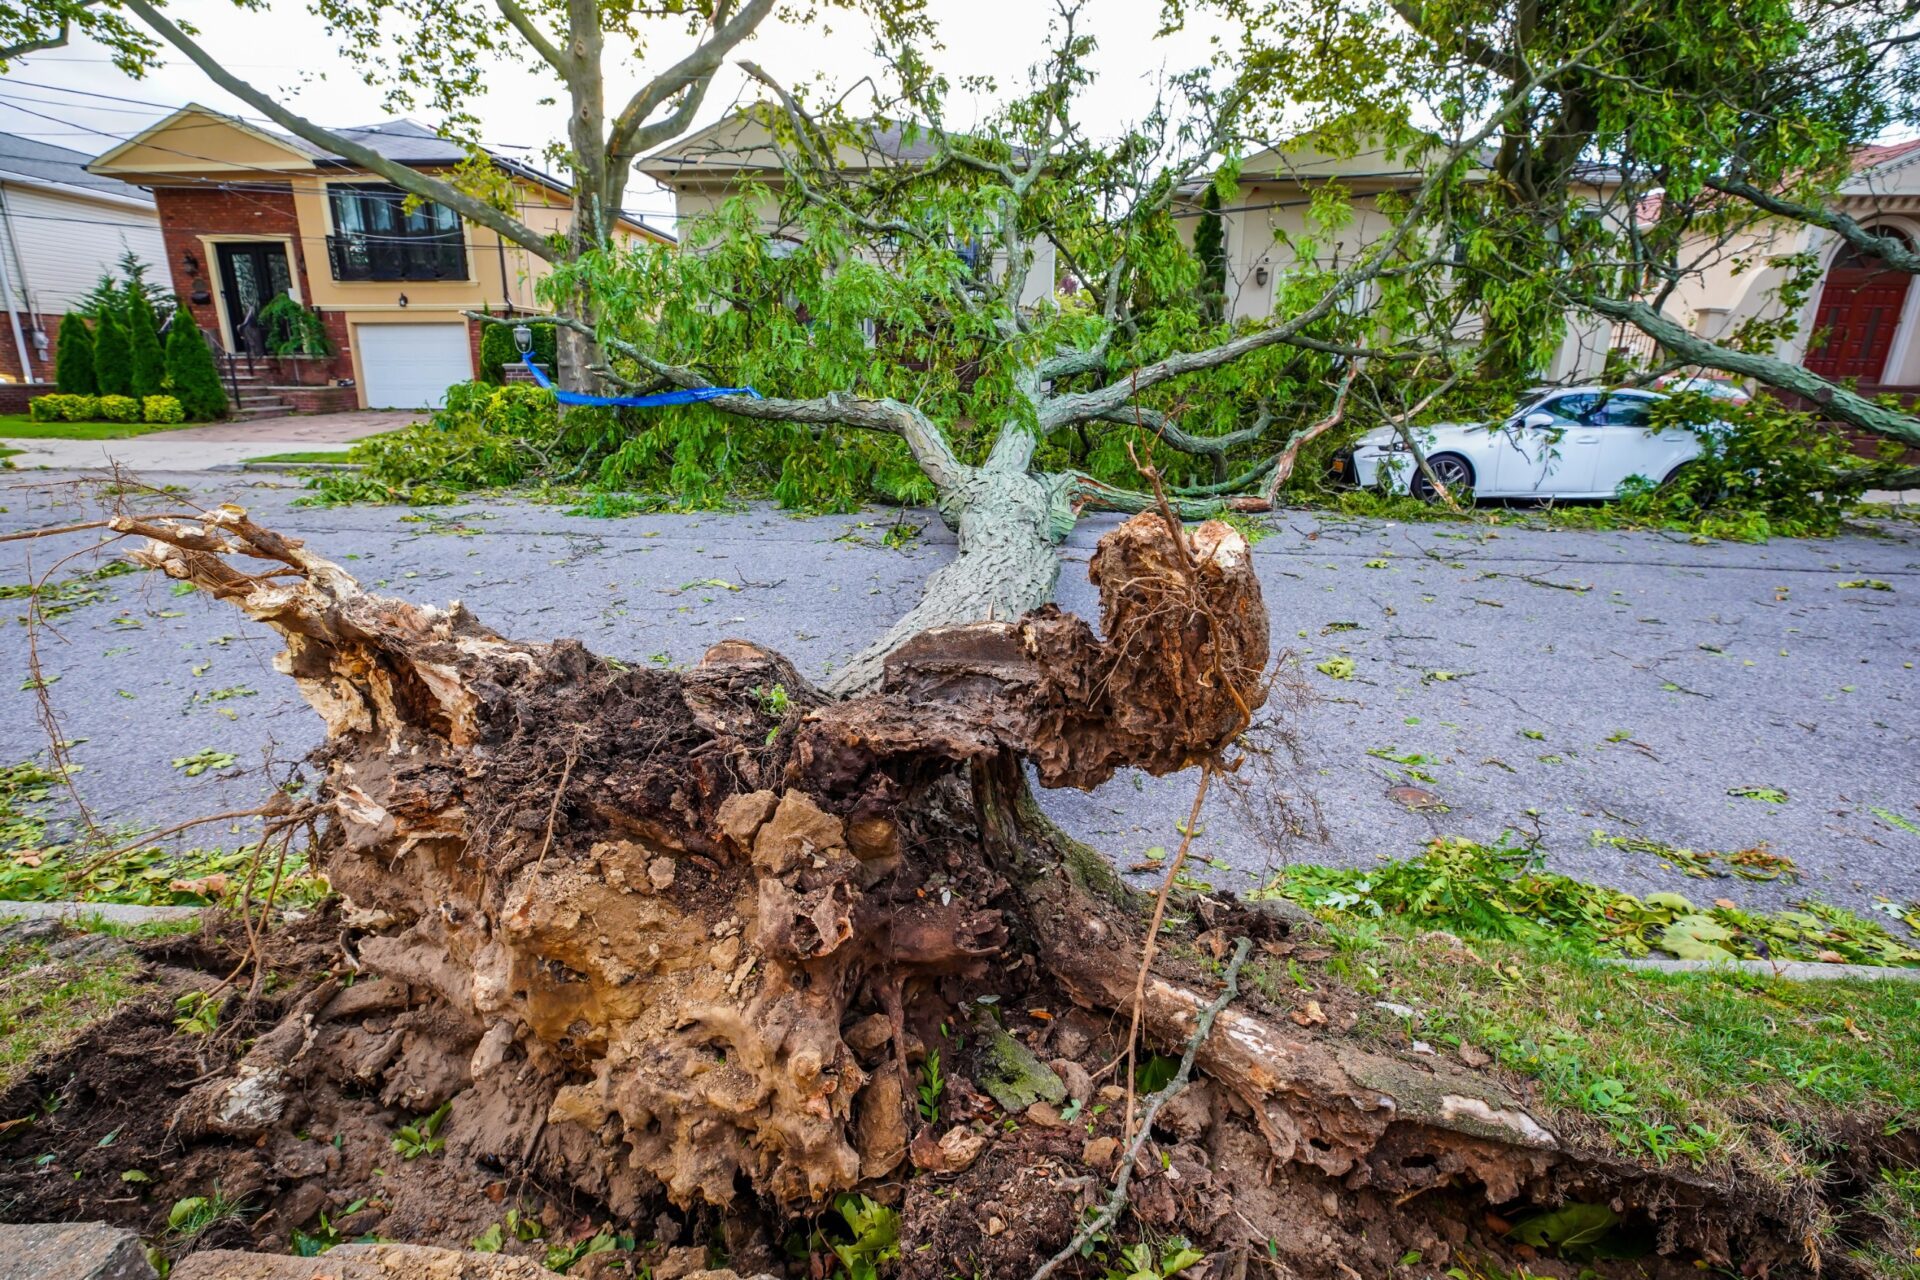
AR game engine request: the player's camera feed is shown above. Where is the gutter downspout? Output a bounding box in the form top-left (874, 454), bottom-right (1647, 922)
top-left (0, 182), bottom-right (37, 383)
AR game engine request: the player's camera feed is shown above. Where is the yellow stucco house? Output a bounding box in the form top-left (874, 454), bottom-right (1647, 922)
top-left (1647, 140), bottom-right (1920, 391)
top-left (85, 105), bottom-right (672, 411)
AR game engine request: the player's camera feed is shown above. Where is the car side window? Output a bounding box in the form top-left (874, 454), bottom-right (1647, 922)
top-left (1593, 395), bottom-right (1655, 428)
top-left (1532, 394), bottom-right (1598, 425)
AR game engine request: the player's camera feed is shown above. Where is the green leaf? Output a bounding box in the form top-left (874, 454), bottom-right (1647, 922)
top-left (1508, 1202), bottom-right (1619, 1248)
top-left (1661, 915), bottom-right (1737, 961)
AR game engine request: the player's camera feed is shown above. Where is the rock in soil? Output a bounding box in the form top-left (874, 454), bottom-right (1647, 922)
top-left (171, 1243), bottom-right (554, 1278)
top-left (0, 1222), bottom-right (155, 1280)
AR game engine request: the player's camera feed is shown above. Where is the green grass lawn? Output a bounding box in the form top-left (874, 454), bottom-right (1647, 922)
top-left (243, 448), bottom-right (358, 464)
top-left (0, 414), bottom-right (201, 440)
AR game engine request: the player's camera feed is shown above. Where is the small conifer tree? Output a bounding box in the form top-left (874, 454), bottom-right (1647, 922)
top-left (165, 314), bottom-right (228, 420)
top-left (92, 309), bottom-right (133, 397)
top-left (126, 289), bottom-right (166, 397)
top-left (54, 316), bottom-right (96, 395)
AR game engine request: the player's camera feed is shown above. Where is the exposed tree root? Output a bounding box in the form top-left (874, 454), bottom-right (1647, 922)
top-left (0, 503), bottom-right (1890, 1277)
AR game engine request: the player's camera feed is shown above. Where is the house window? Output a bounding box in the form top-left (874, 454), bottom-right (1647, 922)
top-left (325, 183), bottom-right (468, 282)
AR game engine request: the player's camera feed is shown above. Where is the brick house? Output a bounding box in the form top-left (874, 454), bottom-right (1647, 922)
top-left (85, 105), bottom-right (672, 412)
top-left (0, 132), bottom-right (168, 411)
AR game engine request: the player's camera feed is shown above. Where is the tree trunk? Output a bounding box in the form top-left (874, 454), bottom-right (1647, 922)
top-left (826, 461), bottom-right (1071, 694)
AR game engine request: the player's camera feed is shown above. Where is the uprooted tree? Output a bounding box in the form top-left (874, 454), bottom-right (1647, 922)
top-left (100, 494), bottom-right (1798, 1276)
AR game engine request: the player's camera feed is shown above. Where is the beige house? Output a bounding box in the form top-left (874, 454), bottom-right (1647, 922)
top-left (1653, 140), bottom-right (1920, 389)
top-left (1182, 136), bottom-right (1616, 383)
top-left (637, 111), bottom-right (1057, 309)
top-left (85, 105), bottom-right (672, 410)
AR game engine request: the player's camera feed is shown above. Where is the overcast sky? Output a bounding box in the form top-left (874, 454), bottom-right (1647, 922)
top-left (0, 0), bottom-right (1235, 222)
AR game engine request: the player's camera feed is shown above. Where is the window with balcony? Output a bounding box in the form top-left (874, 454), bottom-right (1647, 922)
top-left (325, 183), bottom-right (468, 282)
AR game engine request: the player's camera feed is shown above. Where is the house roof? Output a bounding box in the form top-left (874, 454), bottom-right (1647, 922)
top-left (86, 106), bottom-right (671, 242)
top-left (1852, 137), bottom-right (1920, 171)
top-left (639, 110), bottom-right (976, 180)
top-left (0, 131), bottom-right (155, 203)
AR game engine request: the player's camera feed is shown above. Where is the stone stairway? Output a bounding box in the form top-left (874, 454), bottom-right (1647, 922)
top-left (224, 369), bottom-right (295, 420)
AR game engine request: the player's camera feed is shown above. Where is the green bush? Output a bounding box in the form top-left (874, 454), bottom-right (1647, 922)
top-left (1632, 394), bottom-right (1876, 539)
top-left (259, 294), bottom-right (333, 357)
top-left (95, 394), bottom-right (141, 423)
top-left (92, 310), bottom-right (132, 397)
top-left (28, 394), bottom-right (99, 422)
top-left (126, 290), bottom-right (166, 397)
top-left (478, 319), bottom-right (557, 383)
top-left (54, 316), bottom-right (96, 395)
top-left (165, 319), bottom-right (228, 421)
top-left (143, 395), bottom-right (186, 424)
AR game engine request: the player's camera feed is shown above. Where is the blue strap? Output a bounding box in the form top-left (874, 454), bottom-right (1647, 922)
top-left (520, 353), bottom-right (762, 406)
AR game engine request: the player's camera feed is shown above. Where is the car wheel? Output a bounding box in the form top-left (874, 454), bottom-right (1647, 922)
top-left (1660, 461), bottom-right (1720, 504)
top-left (1410, 453), bottom-right (1474, 503)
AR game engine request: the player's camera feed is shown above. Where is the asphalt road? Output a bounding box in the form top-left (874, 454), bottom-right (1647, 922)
top-left (3, 469), bottom-right (1917, 918)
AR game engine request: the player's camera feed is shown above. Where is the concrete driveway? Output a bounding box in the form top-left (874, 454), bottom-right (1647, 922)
top-left (0, 410), bottom-right (412, 471)
top-left (2, 471), bottom-right (1916, 918)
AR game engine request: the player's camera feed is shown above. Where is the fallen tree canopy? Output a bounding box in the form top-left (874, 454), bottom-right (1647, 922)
top-left (2, 503), bottom-right (1910, 1279)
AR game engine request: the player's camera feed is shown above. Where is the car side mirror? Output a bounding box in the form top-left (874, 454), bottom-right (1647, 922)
top-left (1521, 411), bottom-right (1555, 430)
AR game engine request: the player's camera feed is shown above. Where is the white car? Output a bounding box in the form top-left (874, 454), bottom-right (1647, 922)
top-left (1347, 386), bottom-right (1705, 501)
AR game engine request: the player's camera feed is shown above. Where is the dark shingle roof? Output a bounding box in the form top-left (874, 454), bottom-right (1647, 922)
top-left (301, 118), bottom-right (471, 167)
top-left (0, 131), bottom-right (154, 202)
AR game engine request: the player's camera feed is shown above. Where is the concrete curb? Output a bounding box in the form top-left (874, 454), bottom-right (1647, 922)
top-left (239, 461), bottom-right (363, 473)
top-left (1603, 956), bottom-right (1920, 982)
top-left (0, 899), bottom-right (205, 925)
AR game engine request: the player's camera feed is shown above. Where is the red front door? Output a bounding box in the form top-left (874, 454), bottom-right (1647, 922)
top-left (1805, 235), bottom-right (1913, 382)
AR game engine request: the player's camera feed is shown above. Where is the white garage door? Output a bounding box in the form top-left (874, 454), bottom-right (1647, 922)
top-left (356, 323), bottom-right (472, 409)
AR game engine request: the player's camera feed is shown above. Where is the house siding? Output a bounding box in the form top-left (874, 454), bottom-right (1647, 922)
top-left (0, 180), bottom-right (165, 384)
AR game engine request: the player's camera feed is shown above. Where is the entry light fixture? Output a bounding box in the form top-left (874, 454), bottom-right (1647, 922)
top-left (512, 322), bottom-right (533, 354)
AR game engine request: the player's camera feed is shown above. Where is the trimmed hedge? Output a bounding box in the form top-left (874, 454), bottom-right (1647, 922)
top-left (29, 394), bottom-right (100, 422)
top-left (478, 319), bottom-right (558, 383)
top-left (96, 394), bottom-right (141, 423)
top-left (143, 395), bottom-right (186, 424)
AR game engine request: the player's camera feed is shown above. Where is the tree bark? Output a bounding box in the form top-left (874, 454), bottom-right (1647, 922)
top-left (826, 463), bottom-right (1071, 694)
top-left (1580, 293), bottom-right (1920, 448)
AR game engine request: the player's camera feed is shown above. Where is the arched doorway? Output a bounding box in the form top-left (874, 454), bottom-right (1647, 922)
top-left (1804, 229), bottom-right (1914, 382)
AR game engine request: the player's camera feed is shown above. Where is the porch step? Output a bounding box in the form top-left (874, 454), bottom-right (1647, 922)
top-left (234, 404), bottom-right (294, 420)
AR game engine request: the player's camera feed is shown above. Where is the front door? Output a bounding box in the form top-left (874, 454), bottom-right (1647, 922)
top-left (216, 242), bottom-right (293, 354)
top-left (1805, 234), bottom-right (1913, 382)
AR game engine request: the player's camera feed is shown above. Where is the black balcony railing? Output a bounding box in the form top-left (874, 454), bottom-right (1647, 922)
top-left (326, 233), bottom-right (468, 282)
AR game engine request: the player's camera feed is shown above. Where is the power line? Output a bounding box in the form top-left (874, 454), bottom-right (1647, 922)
top-left (0, 95), bottom-right (679, 228)
top-left (0, 77), bottom-right (543, 151)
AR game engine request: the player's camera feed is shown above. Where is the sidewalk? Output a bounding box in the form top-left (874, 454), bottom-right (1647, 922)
top-left (0, 409), bottom-right (413, 471)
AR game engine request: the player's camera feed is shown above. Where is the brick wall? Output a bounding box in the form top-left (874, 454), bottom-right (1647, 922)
top-left (0, 382), bottom-right (48, 414)
top-left (151, 184), bottom-right (354, 382)
top-left (278, 386), bottom-right (358, 413)
top-left (0, 311), bottom-right (59, 384)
